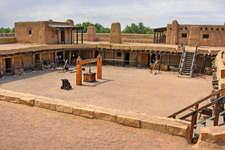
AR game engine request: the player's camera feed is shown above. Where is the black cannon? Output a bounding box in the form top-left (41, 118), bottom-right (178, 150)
top-left (61, 79), bottom-right (72, 90)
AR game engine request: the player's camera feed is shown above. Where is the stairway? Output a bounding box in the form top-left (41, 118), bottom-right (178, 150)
top-left (179, 46), bottom-right (198, 77)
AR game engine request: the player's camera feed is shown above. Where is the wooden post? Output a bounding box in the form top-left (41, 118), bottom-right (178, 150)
top-left (97, 54), bottom-right (102, 79)
top-left (168, 53), bottom-right (171, 71)
top-left (76, 56), bottom-right (82, 85)
top-left (63, 50), bottom-right (66, 61)
top-left (103, 49), bottom-right (106, 65)
top-left (32, 54), bottom-right (35, 70)
top-left (21, 56), bottom-right (24, 69)
top-left (57, 30), bottom-right (59, 44)
top-left (11, 57), bottom-right (15, 74)
top-left (93, 49), bottom-right (96, 58)
top-left (0, 58), bottom-right (3, 76)
top-left (48, 52), bottom-right (51, 63)
top-left (214, 101), bottom-right (220, 126)
top-left (157, 32), bottom-right (158, 43)
top-left (154, 32), bottom-right (155, 43)
top-left (69, 50), bottom-right (72, 65)
top-left (112, 50), bottom-right (115, 66)
top-left (54, 51), bottom-right (57, 64)
top-left (202, 55), bottom-right (206, 73)
top-left (81, 29), bottom-right (83, 44)
top-left (123, 51), bottom-right (125, 67)
top-left (76, 30), bottom-right (78, 44)
top-left (190, 112), bottom-right (197, 142)
top-left (39, 54), bottom-right (42, 69)
top-left (71, 30), bottom-right (73, 44)
top-left (159, 53), bottom-right (162, 70)
top-left (136, 51), bottom-right (138, 67)
top-left (149, 52), bottom-right (152, 69)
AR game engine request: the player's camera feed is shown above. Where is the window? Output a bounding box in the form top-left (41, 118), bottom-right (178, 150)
top-left (203, 34), bottom-right (209, 39)
top-left (28, 30), bottom-right (32, 35)
top-left (205, 27), bottom-right (208, 30)
top-left (182, 33), bottom-right (187, 38)
top-left (117, 52), bottom-right (121, 57)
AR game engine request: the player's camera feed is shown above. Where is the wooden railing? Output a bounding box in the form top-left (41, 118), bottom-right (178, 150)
top-left (168, 87), bottom-right (225, 142)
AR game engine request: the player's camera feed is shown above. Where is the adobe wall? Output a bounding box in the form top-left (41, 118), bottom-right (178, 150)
top-left (0, 37), bottom-right (16, 44)
top-left (15, 20), bottom-right (74, 44)
top-left (74, 33), bottom-right (154, 43)
top-left (166, 20), bottom-right (225, 47)
top-left (15, 21), bottom-right (46, 44)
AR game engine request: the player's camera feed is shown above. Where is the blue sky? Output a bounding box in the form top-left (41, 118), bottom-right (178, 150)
top-left (1, 0), bottom-right (225, 29)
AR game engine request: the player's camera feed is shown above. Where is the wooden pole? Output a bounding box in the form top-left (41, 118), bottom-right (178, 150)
top-left (93, 49), bottom-right (96, 58)
top-left (81, 29), bottom-right (83, 44)
top-left (39, 54), bottom-right (42, 69)
top-left (136, 51), bottom-right (138, 67)
top-left (202, 55), bottom-right (206, 73)
top-left (103, 49), bottom-right (106, 65)
top-left (123, 51), bottom-right (125, 67)
top-left (76, 30), bottom-right (78, 44)
top-left (154, 32), bottom-right (155, 43)
top-left (48, 53), bottom-right (51, 63)
top-left (63, 50), bottom-right (66, 61)
top-left (112, 50), bottom-right (115, 66)
top-left (149, 52), bottom-right (152, 68)
top-left (168, 53), bottom-right (171, 71)
top-left (32, 54), bottom-right (35, 70)
top-left (11, 57), bottom-right (15, 74)
top-left (21, 56), bottom-right (24, 69)
top-left (159, 53), bottom-right (162, 70)
top-left (190, 112), bottom-right (197, 142)
top-left (57, 30), bottom-right (59, 44)
top-left (69, 50), bottom-right (72, 65)
top-left (97, 54), bottom-right (102, 79)
top-left (71, 30), bottom-right (73, 44)
top-left (0, 58), bottom-right (3, 76)
top-left (76, 56), bottom-right (82, 85)
top-left (54, 51), bottom-right (57, 64)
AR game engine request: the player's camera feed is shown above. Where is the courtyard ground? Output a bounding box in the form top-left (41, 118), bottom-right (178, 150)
top-left (0, 101), bottom-right (207, 150)
top-left (0, 66), bottom-right (212, 117)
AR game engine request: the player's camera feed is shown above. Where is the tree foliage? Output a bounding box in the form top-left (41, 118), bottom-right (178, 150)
top-left (0, 27), bottom-right (15, 33)
top-left (75, 22), bottom-right (110, 33)
top-left (122, 22), bottom-right (153, 34)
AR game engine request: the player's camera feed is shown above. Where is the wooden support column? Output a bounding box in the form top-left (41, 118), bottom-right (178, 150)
top-left (39, 54), bottom-right (42, 69)
top-left (32, 54), bottom-right (35, 70)
top-left (21, 56), bottom-right (24, 69)
top-left (112, 50), bottom-right (115, 66)
top-left (159, 32), bottom-right (161, 43)
top-left (214, 101), bottom-right (220, 126)
top-left (76, 30), bottom-right (78, 44)
top-left (154, 32), bottom-right (155, 43)
top-left (159, 53), bottom-right (162, 70)
top-left (92, 49), bottom-right (96, 58)
top-left (81, 29), bottom-right (83, 44)
top-left (2, 58), bottom-right (5, 74)
top-left (0, 58), bottom-right (3, 76)
top-left (168, 53), bottom-right (171, 71)
top-left (190, 112), bottom-right (197, 142)
top-left (123, 51), bottom-right (125, 67)
top-left (54, 51), bottom-right (57, 64)
top-left (11, 57), bottom-right (15, 74)
top-left (103, 49), bottom-right (106, 65)
top-left (71, 30), bottom-right (73, 44)
top-left (149, 52), bottom-right (152, 68)
top-left (136, 51), bottom-right (138, 67)
top-left (157, 32), bottom-right (158, 43)
top-left (57, 30), bottom-right (59, 44)
top-left (69, 50), bottom-right (72, 65)
top-left (48, 52), bottom-right (51, 63)
top-left (97, 54), bottom-right (102, 79)
top-left (79, 49), bottom-right (81, 57)
top-left (76, 57), bottom-right (82, 85)
top-left (63, 50), bottom-right (66, 61)
top-left (202, 55), bottom-right (206, 73)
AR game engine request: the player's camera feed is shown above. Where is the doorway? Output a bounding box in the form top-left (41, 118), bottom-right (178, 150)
top-left (61, 31), bottom-right (65, 44)
top-left (125, 53), bottom-right (130, 65)
top-left (5, 58), bottom-right (11, 73)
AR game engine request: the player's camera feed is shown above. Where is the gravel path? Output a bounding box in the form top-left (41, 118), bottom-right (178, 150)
top-left (0, 66), bottom-right (212, 117)
top-left (0, 101), bottom-right (206, 150)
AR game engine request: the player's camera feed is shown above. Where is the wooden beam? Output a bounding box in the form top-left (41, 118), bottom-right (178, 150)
top-left (71, 30), bottom-right (73, 44)
top-left (63, 50), bottom-right (66, 61)
top-left (11, 57), bottom-right (15, 74)
top-left (32, 54), bottom-right (35, 71)
top-left (123, 51), bottom-right (125, 67)
top-left (76, 30), bottom-right (79, 44)
top-left (149, 53), bottom-right (152, 68)
top-left (76, 57), bottom-right (82, 85)
top-left (57, 30), bottom-right (59, 44)
top-left (81, 29), bottom-right (83, 44)
top-left (39, 54), bottom-right (42, 69)
top-left (103, 49), bottom-right (106, 65)
top-left (202, 55), bottom-right (206, 73)
top-left (112, 50), bottom-right (115, 66)
top-left (97, 55), bottom-right (102, 79)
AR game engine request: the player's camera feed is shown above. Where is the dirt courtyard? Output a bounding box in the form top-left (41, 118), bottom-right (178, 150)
top-left (0, 66), bottom-right (212, 116)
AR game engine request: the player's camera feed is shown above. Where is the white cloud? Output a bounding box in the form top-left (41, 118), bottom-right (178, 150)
top-left (0, 0), bottom-right (225, 29)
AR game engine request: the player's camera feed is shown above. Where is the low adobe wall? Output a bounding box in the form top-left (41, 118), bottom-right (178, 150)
top-left (0, 88), bottom-right (190, 139)
top-left (0, 37), bottom-right (16, 44)
top-left (0, 33), bottom-right (15, 37)
top-left (74, 33), bottom-right (154, 43)
top-left (197, 126), bottom-right (225, 149)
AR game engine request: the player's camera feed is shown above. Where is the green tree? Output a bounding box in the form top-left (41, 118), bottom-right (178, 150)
top-left (75, 22), bottom-right (110, 33)
top-left (122, 22), bottom-right (154, 34)
top-left (0, 27), bottom-right (15, 33)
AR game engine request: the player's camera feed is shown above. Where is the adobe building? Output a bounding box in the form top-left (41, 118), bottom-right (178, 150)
top-left (166, 20), bottom-right (225, 47)
top-left (15, 19), bottom-right (84, 44)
